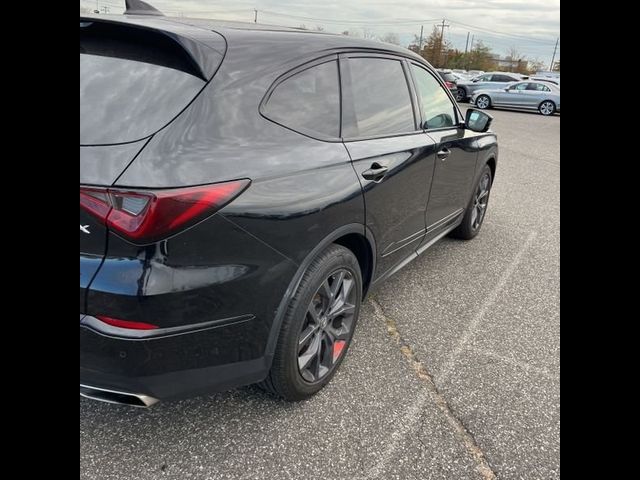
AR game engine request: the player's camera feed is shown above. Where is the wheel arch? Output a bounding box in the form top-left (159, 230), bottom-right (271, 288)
top-left (486, 156), bottom-right (497, 180)
top-left (264, 223), bottom-right (376, 360)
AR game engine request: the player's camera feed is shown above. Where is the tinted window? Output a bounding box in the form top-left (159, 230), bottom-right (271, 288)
top-left (411, 65), bottom-right (456, 129)
top-left (80, 22), bottom-right (211, 145)
top-left (527, 83), bottom-right (551, 92)
top-left (510, 83), bottom-right (528, 91)
top-left (344, 58), bottom-right (415, 138)
top-left (263, 61), bottom-right (340, 138)
top-left (477, 74), bottom-right (492, 81)
top-left (493, 74), bottom-right (516, 82)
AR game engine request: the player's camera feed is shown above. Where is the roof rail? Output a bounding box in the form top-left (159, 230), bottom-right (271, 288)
top-left (124, 0), bottom-right (164, 16)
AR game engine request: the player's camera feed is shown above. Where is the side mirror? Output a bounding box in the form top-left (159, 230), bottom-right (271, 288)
top-left (465, 108), bottom-right (493, 133)
top-left (472, 78), bottom-right (480, 82)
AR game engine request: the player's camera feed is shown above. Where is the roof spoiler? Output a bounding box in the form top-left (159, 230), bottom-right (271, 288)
top-left (79, 17), bottom-right (226, 81)
top-left (124, 0), bottom-right (164, 16)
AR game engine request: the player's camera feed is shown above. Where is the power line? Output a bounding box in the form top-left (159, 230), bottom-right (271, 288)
top-left (259, 10), bottom-right (441, 26)
top-left (446, 19), bottom-right (557, 45)
top-left (256, 10), bottom-right (557, 45)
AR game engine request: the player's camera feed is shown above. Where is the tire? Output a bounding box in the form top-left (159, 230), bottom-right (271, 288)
top-left (259, 244), bottom-right (363, 401)
top-left (538, 100), bottom-right (556, 116)
top-left (475, 94), bottom-right (491, 109)
top-left (455, 88), bottom-right (467, 102)
top-left (450, 164), bottom-right (493, 240)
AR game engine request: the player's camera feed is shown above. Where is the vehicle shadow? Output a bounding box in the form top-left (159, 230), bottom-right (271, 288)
top-left (80, 383), bottom-right (297, 428)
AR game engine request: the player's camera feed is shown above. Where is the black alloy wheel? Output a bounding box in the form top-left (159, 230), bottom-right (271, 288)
top-left (470, 172), bottom-right (491, 230)
top-left (297, 268), bottom-right (357, 383)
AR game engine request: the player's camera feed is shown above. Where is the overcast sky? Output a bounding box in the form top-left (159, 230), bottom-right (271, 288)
top-left (80, 0), bottom-right (560, 67)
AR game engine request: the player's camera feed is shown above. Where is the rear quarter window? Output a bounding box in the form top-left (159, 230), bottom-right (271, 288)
top-left (262, 60), bottom-right (340, 139)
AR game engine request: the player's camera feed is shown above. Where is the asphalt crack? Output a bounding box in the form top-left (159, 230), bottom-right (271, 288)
top-left (368, 297), bottom-right (497, 480)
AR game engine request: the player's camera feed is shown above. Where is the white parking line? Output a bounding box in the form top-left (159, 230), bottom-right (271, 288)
top-left (466, 346), bottom-right (557, 381)
top-left (439, 231), bottom-right (538, 383)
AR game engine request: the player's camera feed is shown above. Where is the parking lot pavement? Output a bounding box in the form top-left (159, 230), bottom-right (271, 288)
top-left (80, 106), bottom-right (560, 480)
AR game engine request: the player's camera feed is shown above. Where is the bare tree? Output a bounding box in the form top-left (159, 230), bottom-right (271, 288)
top-left (362, 28), bottom-right (378, 40)
top-left (314, 25), bottom-right (325, 32)
top-left (345, 30), bottom-right (362, 38)
top-left (380, 32), bottom-right (400, 45)
top-left (504, 46), bottom-right (528, 73)
top-left (527, 58), bottom-right (546, 74)
top-left (505, 46), bottom-right (524, 61)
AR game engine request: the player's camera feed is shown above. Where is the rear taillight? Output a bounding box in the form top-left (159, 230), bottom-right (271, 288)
top-left (80, 180), bottom-right (250, 244)
top-left (445, 81), bottom-right (455, 88)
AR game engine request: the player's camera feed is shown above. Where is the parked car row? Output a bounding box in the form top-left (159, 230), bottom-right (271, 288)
top-left (437, 68), bottom-right (560, 116)
top-left (454, 71), bottom-right (529, 102)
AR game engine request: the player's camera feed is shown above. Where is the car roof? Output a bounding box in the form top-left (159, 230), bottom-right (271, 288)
top-left (485, 71), bottom-right (522, 76)
top-left (81, 13), bottom-right (425, 62)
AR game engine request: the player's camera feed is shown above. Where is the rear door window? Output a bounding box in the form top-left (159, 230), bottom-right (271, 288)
top-left (342, 57), bottom-right (415, 138)
top-left (527, 83), bottom-right (551, 92)
top-left (262, 60), bottom-right (340, 139)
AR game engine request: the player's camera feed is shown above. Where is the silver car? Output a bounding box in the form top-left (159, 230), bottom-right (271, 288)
top-left (455, 71), bottom-right (526, 102)
top-left (470, 81), bottom-right (560, 116)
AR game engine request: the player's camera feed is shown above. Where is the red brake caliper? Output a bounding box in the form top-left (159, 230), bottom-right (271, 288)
top-left (333, 340), bottom-right (346, 362)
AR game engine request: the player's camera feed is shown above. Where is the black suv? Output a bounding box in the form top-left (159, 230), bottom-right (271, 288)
top-left (80, 8), bottom-right (498, 406)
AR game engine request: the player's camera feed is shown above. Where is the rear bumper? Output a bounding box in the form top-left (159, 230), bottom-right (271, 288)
top-left (80, 314), bottom-right (271, 402)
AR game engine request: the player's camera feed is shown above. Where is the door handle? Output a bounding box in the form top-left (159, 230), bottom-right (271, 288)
top-left (362, 163), bottom-right (389, 182)
top-left (437, 148), bottom-right (451, 160)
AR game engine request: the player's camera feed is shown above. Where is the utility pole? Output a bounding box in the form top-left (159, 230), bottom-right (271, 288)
top-left (254, 9), bottom-right (258, 23)
top-left (100, 5), bottom-right (109, 14)
top-left (464, 31), bottom-right (470, 55)
top-left (549, 37), bottom-right (559, 71)
top-left (467, 34), bottom-right (474, 71)
top-left (437, 19), bottom-right (450, 67)
top-left (418, 25), bottom-right (424, 54)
